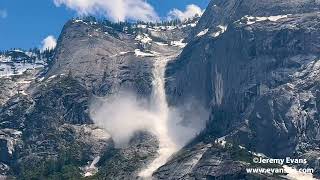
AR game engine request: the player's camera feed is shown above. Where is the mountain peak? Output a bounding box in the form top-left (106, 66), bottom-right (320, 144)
top-left (191, 0), bottom-right (320, 38)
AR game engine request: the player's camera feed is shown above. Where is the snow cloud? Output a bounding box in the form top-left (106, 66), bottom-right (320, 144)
top-left (53, 0), bottom-right (159, 22)
top-left (41, 35), bottom-right (57, 51)
top-left (0, 9), bottom-right (7, 19)
top-left (90, 91), bottom-right (208, 149)
top-left (168, 4), bottom-right (203, 21)
top-left (90, 92), bottom-right (155, 147)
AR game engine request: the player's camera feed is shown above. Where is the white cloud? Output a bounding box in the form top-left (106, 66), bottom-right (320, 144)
top-left (53, 0), bottom-right (159, 22)
top-left (0, 9), bottom-right (7, 19)
top-left (168, 4), bottom-right (203, 21)
top-left (41, 35), bottom-right (57, 51)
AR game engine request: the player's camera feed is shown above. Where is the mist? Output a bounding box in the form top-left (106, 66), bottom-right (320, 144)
top-left (90, 57), bottom-right (208, 177)
top-left (90, 91), bottom-right (155, 147)
top-left (90, 91), bottom-right (208, 148)
top-left (167, 99), bottom-right (209, 147)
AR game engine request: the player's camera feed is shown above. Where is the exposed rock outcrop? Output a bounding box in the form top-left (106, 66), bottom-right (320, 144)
top-left (162, 0), bottom-right (320, 178)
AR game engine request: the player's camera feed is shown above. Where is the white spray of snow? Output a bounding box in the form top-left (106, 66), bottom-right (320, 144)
top-left (138, 55), bottom-right (208, 178)
top-left (91, 54), bottom-right (207, 178)
top-left (91, 92), bottom-right (154, 146)
top-left (138, 56), bottom-right (177, 178)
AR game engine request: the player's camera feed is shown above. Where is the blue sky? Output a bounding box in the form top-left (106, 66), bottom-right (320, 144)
top-left (0, 0), bottom-right (210, 51)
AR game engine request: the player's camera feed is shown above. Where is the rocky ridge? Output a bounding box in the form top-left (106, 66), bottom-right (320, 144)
top-left (159, 0), bottom-right (320, 179)
top-left (1, 0), bottom-right (320, 179)
top-left (0, 17), bottom-right (197, 179)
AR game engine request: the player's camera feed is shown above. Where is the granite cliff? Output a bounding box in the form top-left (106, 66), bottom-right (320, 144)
top-left (1, 0), bottom-right (320, 179)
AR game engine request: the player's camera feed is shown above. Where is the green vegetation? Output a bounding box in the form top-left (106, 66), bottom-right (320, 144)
top-left (0, 48), bottom-right (54, 68)
top-left (75, 15), bottom-right (199, 36)
top-left (18, 144), bottom-right (86, 180)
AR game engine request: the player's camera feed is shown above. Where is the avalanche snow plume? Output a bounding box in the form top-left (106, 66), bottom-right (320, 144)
top-left (90, 55), bottom-right (208, 178)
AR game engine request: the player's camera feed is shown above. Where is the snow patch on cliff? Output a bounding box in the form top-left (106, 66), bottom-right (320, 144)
top-left (134, 49), bottom-right (157, 57)
top-left (197, 28), bottom-right (208, 37)
top-left (240, 14), bottom-right (290, 25)
top-left (170, 39), bottom-right (187, 48)
top-left (212, 25), bottom-right (227, 37)
top-left (135, 34), bottom-right (152, 44)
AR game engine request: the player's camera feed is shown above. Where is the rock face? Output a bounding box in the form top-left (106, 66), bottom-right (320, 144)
top-left (154, 141), bottom-right (282, 180)
top-left (1, 0), bottom-right (320, 179)
top-left (49, 20), bottom-right (153, 97)
top-left (93, 131), bottom-right (159, 179)
top-left (0, 75), bottom-right (111, 178)
top-left (0, 49), bottom-right (52, 105)
top-left (49, 18), bottom-right (195, 97)
top-left (161, 0), bottom-right (320, 178)
top-left (0, 17), bottom-right (195, 178)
